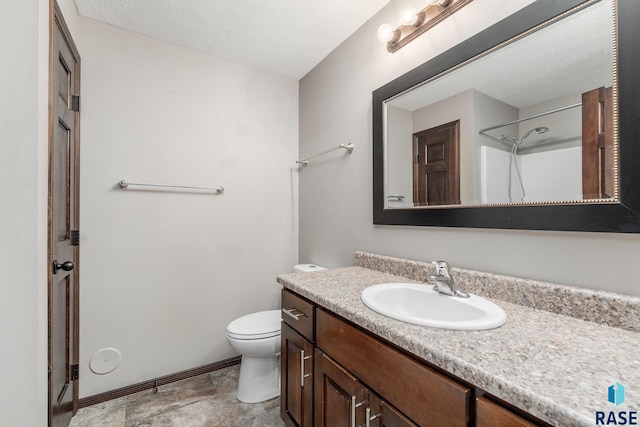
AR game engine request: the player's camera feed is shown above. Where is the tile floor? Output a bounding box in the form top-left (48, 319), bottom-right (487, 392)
top-left (69, 365), bottom-right (286, 427)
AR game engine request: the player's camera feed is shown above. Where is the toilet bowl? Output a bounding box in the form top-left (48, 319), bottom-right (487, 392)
top-left (226, 264), bottom-right (327, 403)
top-left (226, 310), bottom-right (281, 403)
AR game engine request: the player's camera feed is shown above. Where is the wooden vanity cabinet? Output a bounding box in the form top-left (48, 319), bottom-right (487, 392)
top-left (281, 290), bottom-right (316, 427)
top-left (281, 290), bottom-right (551, 427)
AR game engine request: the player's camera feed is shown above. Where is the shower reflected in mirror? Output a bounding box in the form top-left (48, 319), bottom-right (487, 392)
top-left (500, 127), bottom-right (549, 202)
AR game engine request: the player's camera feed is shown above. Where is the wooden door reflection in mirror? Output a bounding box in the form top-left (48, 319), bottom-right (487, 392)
top-left (412, 120), bottom-right (460, 206)
top-left (582, 86), bottom-right (614, 199)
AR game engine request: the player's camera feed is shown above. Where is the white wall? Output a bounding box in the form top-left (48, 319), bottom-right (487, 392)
top-left (386, 106), bottom-right (414, 207)
top-left (299, 0), bottom-right (640, 297)
top-left (0, 0), bottom-right (49, 424)
top-left (73, 18), bottom-right (298, 397)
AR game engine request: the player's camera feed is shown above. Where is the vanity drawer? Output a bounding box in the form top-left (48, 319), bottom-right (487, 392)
top-left (281, 289), bottom-right (315, 342)
top-left (476, 397), bottom-right (538, 427)
top-left (316, 308), bottom-right (471, 427)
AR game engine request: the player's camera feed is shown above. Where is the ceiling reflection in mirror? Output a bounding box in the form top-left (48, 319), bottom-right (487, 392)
top-left (383, 0), bottom-right (615, 209)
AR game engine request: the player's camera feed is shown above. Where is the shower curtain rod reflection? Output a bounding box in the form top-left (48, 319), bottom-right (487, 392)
top-left (478, 102), bottom-right (582, 134)
top-left (296, 143), bottom-right (354, 166)
top-left (119, 180), bottom-right (225, 193)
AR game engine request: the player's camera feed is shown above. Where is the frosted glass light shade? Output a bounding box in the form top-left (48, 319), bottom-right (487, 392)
top-left (377, 24), bottom-right (395, 42)
top-left (401, 7), bottom-right (419, 25)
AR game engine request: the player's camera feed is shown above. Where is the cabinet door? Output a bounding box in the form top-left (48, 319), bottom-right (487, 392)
top-left (368, 393), bottom-right (418, 427)
top-left (281, 323), bottom-right (314, 427)
top-left (315, 349), bottom-right (368, 427)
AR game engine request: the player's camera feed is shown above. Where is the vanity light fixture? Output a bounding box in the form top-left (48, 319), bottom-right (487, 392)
top-left (377, 0), bottom-right (473, 52)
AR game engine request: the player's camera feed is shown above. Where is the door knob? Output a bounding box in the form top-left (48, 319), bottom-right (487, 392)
top-left (53, 260), bottom-right (75, 274)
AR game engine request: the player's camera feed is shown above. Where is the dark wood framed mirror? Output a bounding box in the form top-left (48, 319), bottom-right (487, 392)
top-left (373, 0), bottom-right (640, 232)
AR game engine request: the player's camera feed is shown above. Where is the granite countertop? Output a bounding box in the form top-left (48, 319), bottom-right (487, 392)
top-left (277, 265), bottom-right (640, 427)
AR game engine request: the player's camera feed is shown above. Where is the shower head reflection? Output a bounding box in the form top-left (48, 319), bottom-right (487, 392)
top-left (520, 126), bottom-right (549, 143)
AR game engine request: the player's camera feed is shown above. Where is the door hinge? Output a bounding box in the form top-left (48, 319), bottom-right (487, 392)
top-left (416, 154), bottom-right (420, 163)
top-left (72, 95), bottom-right (80, 112)
top-left (71, 230), bottom-right (80, 246)
top-left (71, 364), bottom-right (79, 381)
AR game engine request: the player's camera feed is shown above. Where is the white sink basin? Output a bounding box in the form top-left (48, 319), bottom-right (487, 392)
top-left (361, 283), bottom-right (507, 330)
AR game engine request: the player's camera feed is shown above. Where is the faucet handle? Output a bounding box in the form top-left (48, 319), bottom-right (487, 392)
top-left (432, 261), bottom-right (451, 278)
top-left (430, 261), bottom-right (470, 298)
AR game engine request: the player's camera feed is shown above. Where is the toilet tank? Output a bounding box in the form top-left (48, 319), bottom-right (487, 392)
top-left (293, 264), bottom-right (327, 273)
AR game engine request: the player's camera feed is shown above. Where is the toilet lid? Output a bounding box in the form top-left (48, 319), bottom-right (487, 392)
top-left (227, 309), bottom-right (281, 339)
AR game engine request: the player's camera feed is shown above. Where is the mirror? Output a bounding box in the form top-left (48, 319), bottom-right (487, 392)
top-left (385, 0), bottom-right (613, 207)
top-left (373, 0), bottom-right (640, 232)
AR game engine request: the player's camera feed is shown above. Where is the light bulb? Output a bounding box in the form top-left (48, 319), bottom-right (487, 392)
top-left (377, 24), bottom-right (396, 43)
top-left (400, 7), bottom-right (418, 26)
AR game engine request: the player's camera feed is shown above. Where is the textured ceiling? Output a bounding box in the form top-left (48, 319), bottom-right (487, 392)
top-left (73, 0), bottom-right (391, 80)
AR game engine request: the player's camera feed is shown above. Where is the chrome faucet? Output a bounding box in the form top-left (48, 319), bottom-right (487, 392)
top-left (427, 261), bottom-right (470, 298)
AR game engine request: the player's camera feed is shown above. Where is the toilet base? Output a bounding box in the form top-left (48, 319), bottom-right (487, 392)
top-left (236, 355), bottom-right (280, 403)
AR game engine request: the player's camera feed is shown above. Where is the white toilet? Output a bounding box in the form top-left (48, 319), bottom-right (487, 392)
top-left (226, 310), bottom-right (281, 403)
top-left (225, 264), bottom-right (326, 403)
